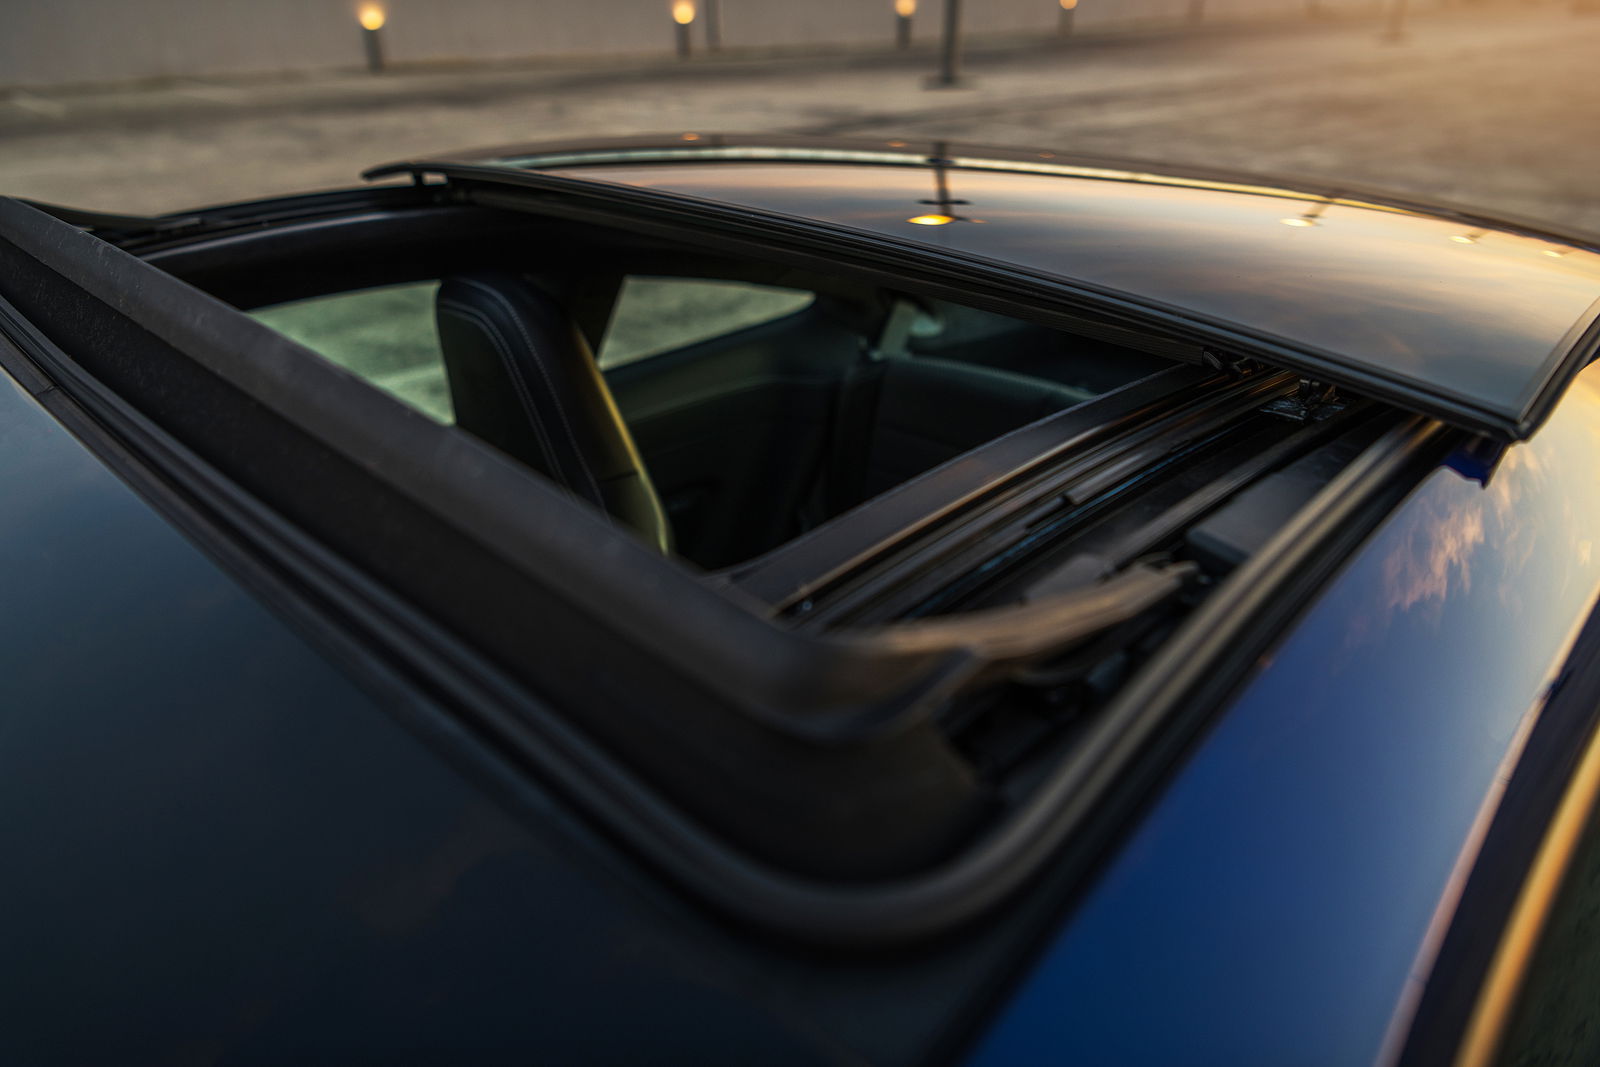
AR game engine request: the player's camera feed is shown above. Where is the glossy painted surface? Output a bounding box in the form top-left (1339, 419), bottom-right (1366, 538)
top-left (16, 137), bottom-right (1600, 1062)
top-left (439, 137), bottom-right (1600, 431)
top-left (0, 360), bottom-right (828, 1065)
top-left (967, 362), bottom-right (1600, 1065)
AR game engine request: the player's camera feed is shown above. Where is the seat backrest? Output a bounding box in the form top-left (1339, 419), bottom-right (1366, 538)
top-left (436, 272), bottom-right (672, 552)
top-left (831, 355), bottom-right (1096, 509)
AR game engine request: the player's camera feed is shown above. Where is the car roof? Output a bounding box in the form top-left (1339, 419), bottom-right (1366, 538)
top-left (369, 134), bottom-right (1600, 440)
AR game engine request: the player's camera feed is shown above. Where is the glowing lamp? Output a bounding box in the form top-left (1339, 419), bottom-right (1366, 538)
top-left (1058, 0), bottom-right (1078, 36)
top-left (357, 4), bottom-right (386, 73)
top-left (673, 1), bottom-right (696, 24)
top-left (893, 0), bottom-right (914, 50)
top-left (907, 214), bottom-right (955, 226)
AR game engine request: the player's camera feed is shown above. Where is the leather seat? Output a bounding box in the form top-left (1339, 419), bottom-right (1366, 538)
top-left (436, 272), bottom-right (672, 552)
top-left (825, 355), bottom-right (1095, 512)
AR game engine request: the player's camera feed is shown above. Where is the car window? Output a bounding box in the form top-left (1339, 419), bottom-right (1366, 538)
top-left (597, 277), bottom-right (814, 370)
top-left (249, 281), bottom-right (453, 423)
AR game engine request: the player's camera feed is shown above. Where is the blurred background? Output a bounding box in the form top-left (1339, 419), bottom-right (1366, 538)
top-left (2, 0), bottom-right (1597, 229)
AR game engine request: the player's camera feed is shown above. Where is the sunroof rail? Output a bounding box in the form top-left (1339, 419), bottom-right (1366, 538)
top-left (765, 369), bottom-right (1297, 629)
top-left (726, 363), bottom-right (1218, 610)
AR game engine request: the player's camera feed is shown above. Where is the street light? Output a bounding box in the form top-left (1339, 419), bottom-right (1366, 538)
top-left (1059, 0), bottom-right (1077, 37)
top-left (672, 1), bottom-right (695, 59)
top-left (896, 0), bottom-right (915, 49)
top-left (1279, 197), bottom-right (1333, 228)
top-left (1381, 0), bottom-right (1409, 42)
top-left (907, 143), bottom-right (973, 224)
top-left (357, 4), bottom-right (386, 74)
top-left (930, 0), bottom-right (963, 88)
top-left (704, 0), bottom-right (722, 52)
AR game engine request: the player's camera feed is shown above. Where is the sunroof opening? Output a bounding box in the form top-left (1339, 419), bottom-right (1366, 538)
top-left (228, 213), bottom-right (1181, 570)
top-left (3, 189), bottom-right (1441, 940)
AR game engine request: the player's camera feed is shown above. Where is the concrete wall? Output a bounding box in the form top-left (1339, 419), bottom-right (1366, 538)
top-left (0, 0), bottom-right (1382, 89)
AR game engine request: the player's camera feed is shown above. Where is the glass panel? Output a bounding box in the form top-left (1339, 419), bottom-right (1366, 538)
top-left (598, 277), bottom-right (814, 370)
top-left (250, 281), bottom-right (452, 423)
top-left (551, 161), bottom-right (1600, 432)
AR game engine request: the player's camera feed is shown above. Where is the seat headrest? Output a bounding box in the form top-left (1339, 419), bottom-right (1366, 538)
top-left (436, 272), bottom-right (672, 553)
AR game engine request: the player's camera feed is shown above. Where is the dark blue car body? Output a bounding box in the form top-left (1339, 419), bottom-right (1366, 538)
top-left (3, 136), bottom-right (1599, 1066)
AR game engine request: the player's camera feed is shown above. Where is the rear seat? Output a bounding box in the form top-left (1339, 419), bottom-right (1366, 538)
top-left (825, 355), bottom-right (1095, 513)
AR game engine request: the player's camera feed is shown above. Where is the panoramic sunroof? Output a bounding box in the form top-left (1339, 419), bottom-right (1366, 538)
top-left (369, 137), bottom-right (1600, 438)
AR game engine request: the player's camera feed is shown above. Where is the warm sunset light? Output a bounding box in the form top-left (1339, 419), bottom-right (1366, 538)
top-left (357, 4), bottom-right (386, 31)
top-left (1060, 0), bottom-right (1079, 10)
top-left (895, 0), bottom-right (917, 16)
top-left (673, 1), bottom-right (696, 25)
top-left (681, 132), bottom-right (701, 140)
top-left (907, 214), bottom-right (955, 226)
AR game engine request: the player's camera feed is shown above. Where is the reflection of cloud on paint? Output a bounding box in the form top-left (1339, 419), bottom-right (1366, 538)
top-left (1489, 446), bottom-right (1544, 614)
top-left (1343, 443), bottom-right (1541, 653)
top-left (1328, 369), bottom-right (1600, 673)
top-left (1380, 488), bottom-right (1486, 622)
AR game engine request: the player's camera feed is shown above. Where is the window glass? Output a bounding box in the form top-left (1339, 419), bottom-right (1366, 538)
top-left (250, 281), bottom-right (452, 423)
top-left (598, 277), bottom-right (814, 370)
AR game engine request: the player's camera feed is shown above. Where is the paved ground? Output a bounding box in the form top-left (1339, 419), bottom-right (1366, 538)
top-left (2, 5), bottom-right (1597, 229)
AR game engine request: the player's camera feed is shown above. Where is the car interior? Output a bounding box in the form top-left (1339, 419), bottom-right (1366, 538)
top-left (160, 205), bottom-right (1174, 570)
